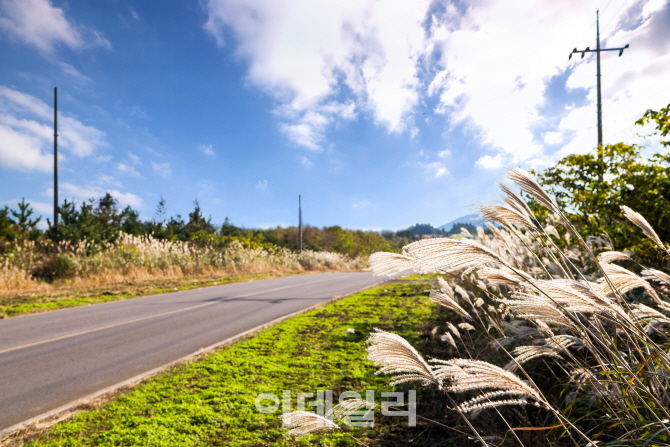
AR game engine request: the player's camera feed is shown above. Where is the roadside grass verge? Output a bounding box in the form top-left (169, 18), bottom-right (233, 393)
top-left (397, 273), bottom-right (441, 281)
top-left (12, 283), bottom-right (458, 447)
top-left (0, 272), bottom-right (308, 319)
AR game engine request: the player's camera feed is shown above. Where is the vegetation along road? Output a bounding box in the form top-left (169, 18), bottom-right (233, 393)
top-left (0, 272), bottom-right (388, 432)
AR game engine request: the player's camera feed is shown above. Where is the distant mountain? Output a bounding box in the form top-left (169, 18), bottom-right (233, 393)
top-left (438, 214), bottom-right (487, 232)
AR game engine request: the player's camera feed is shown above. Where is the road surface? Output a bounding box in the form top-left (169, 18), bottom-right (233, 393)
top-left (0, 272), bottom-right (387, 431)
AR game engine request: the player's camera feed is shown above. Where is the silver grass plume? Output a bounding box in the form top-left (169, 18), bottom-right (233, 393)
top-left (430, 277), bottom-right (472, 319)
top-left (476, 226), bottom-right (486, 240)
top-left (499, 181), bottom-right (535, 221)
top-left (642, 268), bottom-right (670, 286)
top-left (458, 322), bottom-right (476, 331)
top-left (281, 411), bottom-right (339, 438)
top-left (519, 279), bottom-right (634, 325)
top-left (477, 203), bottom-right (535, 230)
top-left (492, 320), bottom-right (552, 349)
top-left (431, 358), bottom-right (547, 412)
top-left (453, 283), bottom-right (474, 307)
top-left (506, 168), bottom-right (561, 215)
top-left (631, 303), bottom-right (670, 325)
top-left (504, 335), bottom-right (579, 372)
top-left (597, 263), bottom-right (661, 304)
top-left (281, 399), bottom-right (375, 439)
top-left (498, 294), bottom-right (580, 331)
top-left (441, 332), bottom-right (458, 349)
top-left (545, 225), bottom-right (560, 239)
top-left (527, 279), bottom-right (613, 314)
top-left (598, 251), bottom-right (631, 264)
top-left (621, 205), bottom-right (670, 255)
top-left (368, 252), bottom-right (414, 276)
top-left (367, 329), bottom-right (439, 386)
top-left (403, 237), bottom-right (515, 275)
top-left (327, 398), bottom-right (376, 424)
top-left (447, 322), bottom-right (461, 338)
top-left (477, 266), bottom-right (526, 286)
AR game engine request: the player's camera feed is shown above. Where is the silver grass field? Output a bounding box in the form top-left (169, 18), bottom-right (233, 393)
top-left (283, 168), bottom-right (670, 447)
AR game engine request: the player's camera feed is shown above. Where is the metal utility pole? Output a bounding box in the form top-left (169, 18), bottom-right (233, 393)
top-left (569, 10), bottom-right (629, 154)
top-left (54, 87), bottom-right (58, 232)
top-left (298, 195), bottom-right (303, 253)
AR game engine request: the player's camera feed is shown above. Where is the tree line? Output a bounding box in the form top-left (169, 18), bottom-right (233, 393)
top-left (0, 194), bottom-right (411, 257)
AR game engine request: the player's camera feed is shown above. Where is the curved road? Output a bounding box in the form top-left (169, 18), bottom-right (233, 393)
top-left (0, 272), bottom-right (387, 431)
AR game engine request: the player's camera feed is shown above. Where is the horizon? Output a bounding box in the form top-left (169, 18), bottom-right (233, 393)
top-left (1, 0), bottom-right (669, 232)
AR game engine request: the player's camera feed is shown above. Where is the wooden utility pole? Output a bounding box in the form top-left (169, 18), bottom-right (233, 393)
top-left (54, 87), bottom-right (58, 232)
top-left (298, 195), bottom-right (302, 253)
top-left (569, 11), bottom-right (629, 154)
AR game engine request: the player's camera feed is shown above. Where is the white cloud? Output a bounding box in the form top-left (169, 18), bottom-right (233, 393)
top-left (256, 179), bottom-right (268, 190)
top-left (352, 200), bottom-right (370, 209)
top-left (0, 0), bottom-right (110, 54)
top-left (419, 161), bottom-right (448, 178)
top-left (93, 154), bottom-right (112, 163)
top-left (116, 162), bottom-right (141, 177)
top-left (300, 156), bottom-right (313, 168)
top-left (0, 86), bottom-right (106, 171)
top-left (475, 154), bottom-right (504, 170)
top-left (128, 152), bottom-right (141, 165)
top-left (202, 0), bottom-right (429, 149)
top-left (129, 7), bottom-right (139, 21)
top-left (151, 160), bottom-right (171, 178)
top-left (427, 0), bottom-right (670, 165)
top-left (57, 61), bottom-right (90, 81)
top-left (199, 144), bottom-right (215, 156)
top-left (48, 182), bottom-right (143, 209)
top-left (0, 123), bottom-right (52, 171)
top-left (109, 190), bottom-right (143, 209)
top-left (543, 131), bottom-right (564, 145)
top-left (437, 149), bottom-right (451, 158)
top-left (97, 173), bottom-right (121, 188)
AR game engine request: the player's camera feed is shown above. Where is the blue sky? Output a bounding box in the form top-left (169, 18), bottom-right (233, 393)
top-left (1, 0), bottom-right (669, 231)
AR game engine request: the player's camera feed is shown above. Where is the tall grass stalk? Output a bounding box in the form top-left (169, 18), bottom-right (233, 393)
top-left (0, 233), bottom-right (365, 298)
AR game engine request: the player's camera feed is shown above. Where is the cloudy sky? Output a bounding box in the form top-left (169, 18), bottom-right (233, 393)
top-left (1, 0), bottom-right (668, 231)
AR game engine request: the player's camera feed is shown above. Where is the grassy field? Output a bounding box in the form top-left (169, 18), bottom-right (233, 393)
top-left (5, 281), bottom-right (464, 447)
top-left (0, 271), bottom-right (308, 319)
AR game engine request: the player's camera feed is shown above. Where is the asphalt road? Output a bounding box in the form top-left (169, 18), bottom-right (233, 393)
top-left (0, 272), bottom-right (387, 431)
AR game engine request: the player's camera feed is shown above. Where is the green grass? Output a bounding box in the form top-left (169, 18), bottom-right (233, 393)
top-left (399, 272), bottom-right (441, 281)
top-left (20, 283), bottom-right (448, 447)
top-left (0, 272), bottom-right (296, 319)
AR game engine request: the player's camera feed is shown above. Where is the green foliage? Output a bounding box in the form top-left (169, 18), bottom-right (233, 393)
top-left (0, 199), bottom-right (41, 252)
top-left (536, 142), bottom-right (670, 265)
top-left (251, 225), bottom-right (401, 257)
top-left (187, 199), bottom-right (216, 235)
top-left (47, 193), bottom-right (141, 246)
top-left (0, 206), bottom-right (18, 248)
top-left (10, 198), bottom-right (41, 234)
top-left (636, 101), bottom-right (670, 148)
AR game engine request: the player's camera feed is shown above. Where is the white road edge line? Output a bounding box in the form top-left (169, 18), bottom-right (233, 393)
top-left (0, 278), bottom-right (386, 439)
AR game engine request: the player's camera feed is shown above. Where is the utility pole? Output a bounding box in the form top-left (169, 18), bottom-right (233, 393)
top-left (298, 195), bottom-right (302, 253)
top-left (53, 87), bottom-right (58, 233)
top-left (569, 11), bottom-right (629, 155)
